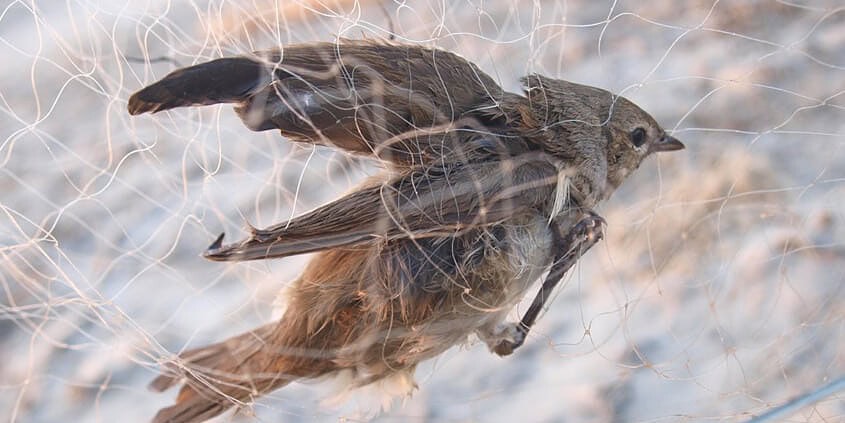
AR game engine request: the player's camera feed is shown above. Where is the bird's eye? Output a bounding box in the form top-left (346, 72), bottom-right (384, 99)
top-left (630, 127), bottom-right (647, 147)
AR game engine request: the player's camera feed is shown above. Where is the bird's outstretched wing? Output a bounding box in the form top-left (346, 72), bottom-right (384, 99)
top-left (204, 153), bottom-right (563, 262)
top-left (128, 40), bottom-right (517, 166)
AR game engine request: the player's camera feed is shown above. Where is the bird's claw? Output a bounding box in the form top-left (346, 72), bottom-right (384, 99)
top-left (586, 210), bottom-right (608, 227)
top-left (570, 211), bottom-right (606, 244)
top-left (491, 323), bottom-right (527, 356)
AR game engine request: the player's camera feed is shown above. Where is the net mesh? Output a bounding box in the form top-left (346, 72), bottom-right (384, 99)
top-left (1, 0), bottom-right (844, 421)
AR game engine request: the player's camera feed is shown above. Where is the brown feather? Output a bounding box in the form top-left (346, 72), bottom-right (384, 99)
top-left (128, 40), bottom-right (520, 167)
top-left (205, 153), bottom-right (560, 261)
top-left (130, 40), bottom-right (685, 423)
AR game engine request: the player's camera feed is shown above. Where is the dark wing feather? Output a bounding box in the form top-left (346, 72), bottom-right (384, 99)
top-left (204, 153), bottom-right (560, 262)
top-left (127, 57), bottom-right (268, 115)
top-left (128, 40), bottom-right (515, 166)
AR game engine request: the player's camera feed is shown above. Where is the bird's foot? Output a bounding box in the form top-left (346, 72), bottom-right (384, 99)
top-left (486, 322), bottom-right (527, 357)
top-left (560, 210), bottom-right (605, 245)
top-left (582, 211), bottom-right (606, 241)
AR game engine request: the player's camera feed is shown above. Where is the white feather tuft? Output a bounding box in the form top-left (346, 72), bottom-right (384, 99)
top-left (550, 165), bottom-right (572, 222)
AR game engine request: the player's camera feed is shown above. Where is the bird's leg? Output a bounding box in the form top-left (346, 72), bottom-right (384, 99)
top-left (493, 211), bottom-right (606, 356)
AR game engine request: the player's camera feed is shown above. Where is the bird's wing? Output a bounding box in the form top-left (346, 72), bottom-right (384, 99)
top-left (128, 40), bottom-right (514, 166)
top-left (204, 154), bottom-right (561, 262)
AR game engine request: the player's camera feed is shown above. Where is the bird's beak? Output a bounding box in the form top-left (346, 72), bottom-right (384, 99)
top-left (648, 134), bottom-right (685, 154)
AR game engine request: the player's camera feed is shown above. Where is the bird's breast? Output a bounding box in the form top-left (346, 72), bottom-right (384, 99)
top-left (466, 211), bottom-right (555, 308)
top-left (367, 210), bottom-right (555, 318)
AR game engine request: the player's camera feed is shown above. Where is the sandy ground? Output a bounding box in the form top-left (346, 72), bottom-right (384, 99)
top-left (1, 0), bottom-right (844, 421)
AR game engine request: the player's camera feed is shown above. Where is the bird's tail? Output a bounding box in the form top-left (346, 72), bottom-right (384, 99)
top-left (127, 57), bottom-right (270, 115)
top-left (150, 320), bottom-right (335, 423)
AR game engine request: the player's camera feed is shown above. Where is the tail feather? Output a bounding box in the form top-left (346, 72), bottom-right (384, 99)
top-left (150, 321), bottom-right (334, 423)
top-left (128, 57), bottom-right (270, 115)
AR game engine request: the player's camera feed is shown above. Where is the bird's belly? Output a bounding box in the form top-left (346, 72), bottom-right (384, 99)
top-left (468, 213), bottom-right (555, 309)
top-left (358, 212), bottom-right (554, 369)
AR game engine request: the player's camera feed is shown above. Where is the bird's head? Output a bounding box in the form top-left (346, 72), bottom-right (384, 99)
top-left (520, 74), bottom-right (684, 196)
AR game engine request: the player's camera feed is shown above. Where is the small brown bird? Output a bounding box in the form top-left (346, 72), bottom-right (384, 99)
top-left (129, 40), bottom-right (683, 423)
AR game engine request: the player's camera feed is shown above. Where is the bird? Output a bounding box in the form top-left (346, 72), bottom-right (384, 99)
top-left (128, 39), bottom-right (684, 423)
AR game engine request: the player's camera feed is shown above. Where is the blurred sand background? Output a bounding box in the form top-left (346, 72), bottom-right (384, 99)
top-left (1, 0), bottom-right (844, 421)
